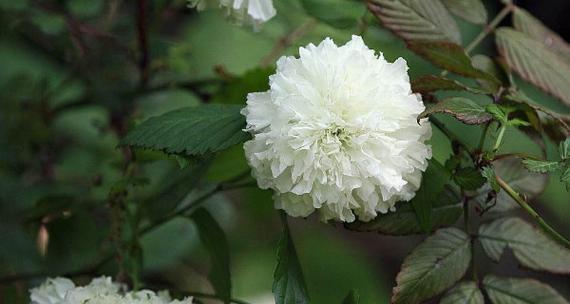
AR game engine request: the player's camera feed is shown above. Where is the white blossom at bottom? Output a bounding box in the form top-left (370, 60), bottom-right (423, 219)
top-left (30, 277), bottom-right (193, 304)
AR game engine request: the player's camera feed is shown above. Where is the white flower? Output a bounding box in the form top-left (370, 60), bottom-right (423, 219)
top-left (242, 35), bottom-right (432, 222)
top-left (30, 277), bottom-right (75, 304)
top-left (30, 277), bottom-right (193, 304)
top-left (188, 0), bottom-right (276, 29)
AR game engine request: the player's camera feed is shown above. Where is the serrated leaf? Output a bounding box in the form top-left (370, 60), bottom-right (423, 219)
top-left (410, 160), bottom-right (450, 232)
top-left (521, 159), bottom-right (561, 173)
top-left (392, 228), bottom-right (471, 304)
top-left (411, 75), bottom-right (488, 95)
top-left (440, 281), bottom-right (484, 304)
top-left (560, 138), bottom-right (570, 160)
top-left (346, 189), bottom-right (462, 235)
top-left (301, 0), bottom-right (364, 28)
top-left (342, 290), bottom-right (360, 304)
top-left (406, 41), bottom-right (498, 83)
top-left (454, 167), bottom-right (485, 190)
top-left (496, 27), bottom-right (570, 107)
top-left (121, 104), bottom-right (249, 156)
top-left (441, 0), bottom-right (487, 24)
top-left (418, 97), bottom-right (492, 125)
top-left (481, 166), bottom-right (500, 192)
top-left (483, 275), bottom-right (568, 304)
top-left (513, 7), bottom-right (570, 66)
top-left (191, 208), bottom-right (231, 304)
top-left (367, 0), bottom-right (461, 43)
top-left (273, 214), bottom-right (310, 304)
top-left (475, 158), bottom-right (546, 212)
top-left (478, 217), bottom-right (570, 274)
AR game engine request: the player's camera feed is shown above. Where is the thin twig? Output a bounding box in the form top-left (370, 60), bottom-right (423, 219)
top-left (496, 175), bottom-right (570, 249)
top-left (136, 0), bottom-right (150, 88)
top-left (465, 3), bottom-right (514, 54)
top-left (260, 19), bottom-right (317, 67)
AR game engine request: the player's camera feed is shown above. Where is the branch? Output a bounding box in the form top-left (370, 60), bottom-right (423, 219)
top-left (465, 3), bottom-right (514, 54)
top-left (495, 175), bottom-right (570, 249)
top-left (136, 0), bottom-right (150, 88)
top-left (259, 19), bottom-right (317, 67)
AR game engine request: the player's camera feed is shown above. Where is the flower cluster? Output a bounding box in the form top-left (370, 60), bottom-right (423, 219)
top-left (188, 0), bottom-right (276, 29)
top-left (242, 35), bottom-right (432, 222)
top-left (30, 277), bottom-right (193, 304)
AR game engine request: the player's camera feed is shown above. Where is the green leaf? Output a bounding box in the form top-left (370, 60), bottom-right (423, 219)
top-left (496, 27), bottom-right (570, 107)
top-left (471, 55), bottom-right (506, 93)
top-left (410, 160), bottom-right (450, 232)
top-left (440, 281), bottom-right (484, 304)
top-left (521, 159), bottom-right (561, 173)
top-left (301, 0), bottom-right (364, 28)
top-left (418, 97), bottom-right (492, 125)
top-left (481, 166), bottom-right (500, 192)
top-left (273, 214), bottom-right (310, 304)
top-left (485, 104), bottom-right (508, 123)
top-left (441, 0), bottom-right (487, 24)
top-left (478, 217), bottom-right (570, 274)
top-left (342, 290), bottom-right (360, 304)
top-left (191, 208), bottom-right (231, 304)
top-left (211, 68), bottom-right (273, 105)
top-left (121, 104), bottom-right (249, 156)
top-left (367, 0), bottom-right (461, 43)
top-left (483, 275), bottom-right (568, 304)
top-left (513, 7), bottom-right (570, 66)
top-left (392, 228), bottom-right (471, 304)
top-left (453, 167), bottom-right (485, 190)
top-left (559, 138), bottom-right (570, 160)
top-left (411, 75), bottom-right (488, 95)
top-left (346, 189), bottom-right (462, 235)
top-left (406, 41), bottom-right (498, 83)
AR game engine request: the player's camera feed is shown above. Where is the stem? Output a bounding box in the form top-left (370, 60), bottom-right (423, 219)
top-left (462, 195), bottom-right (478, 281)
top-left (492, 124), bottom-right (507, 152)
top-left (477, 123), bottom-right (489, 152)
top-left (260, 19), bottom-right (317, 67)
top-left (496, 175), bottom-right (570, 249)
top-left (465, 3), bottom-right (514, 54)
top-left (136, 0), bottom-right (150, 88)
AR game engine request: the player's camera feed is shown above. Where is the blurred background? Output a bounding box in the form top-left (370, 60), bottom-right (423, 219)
top-left (0, 0), bottom-right (569, 303)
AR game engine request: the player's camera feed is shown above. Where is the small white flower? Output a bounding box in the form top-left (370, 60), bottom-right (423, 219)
top-left (188, 0), bottom-right (276, 29)
top-left (30, 277), bottom-right (75, 304)
top-left (30, 277), bottom-right (193, 304)
top-left (242, 35), bottom-right (432, 222)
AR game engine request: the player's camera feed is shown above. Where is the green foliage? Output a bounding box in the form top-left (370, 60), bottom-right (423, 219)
top-left (392, 228), bottom-right (471, 304)
top-left (481, 166), bottom-right (500, 192)
top-left (406, 41), bottom-right (498, 83)
top-left (419, 97), bottom-right (492, 125)
top-left (273, 214), bottom-right (310, 304)
top-left (121, 105), bottom-right (250, 156)
top-left (411, 75), bottom-right (488, 95)
top-left (453, 167), bottom-right (485, 190)
top-left (483, 275), bottom-right (568, 304)
top-left (496, 27), bottom-right (570, 107)
top-left (521, 159), bottom-right (561, 173)
top-left (300, 0), bottom-right (364, 28)
top-left (478, 217), bottom-right (570, 274)
top-left (347, 189), bottom-right (462, 235)
top-left (367, 0), bottom-right (461, 43)
top-left (410, 159), bottom-right (450, 232)
top-left (191, 208), bottom-right (232, 304)
top-left (440, 281), bottom-right (484, 304)
top-left (342, 290), bottom-right (360, 304)
top-left (441, 0), bottom-right (487, 24)
top-left (512, 7), bottom-right (570, 65)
